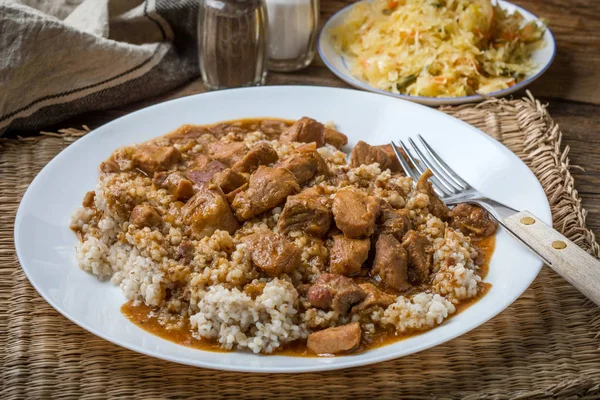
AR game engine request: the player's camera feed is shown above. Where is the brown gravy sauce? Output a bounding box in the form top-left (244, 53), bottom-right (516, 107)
top-left (122, 236), bottom-right (495, 357)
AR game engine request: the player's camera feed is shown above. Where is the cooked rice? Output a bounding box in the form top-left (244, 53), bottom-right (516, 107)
top-left (190, 279), bottom-right (306, 353)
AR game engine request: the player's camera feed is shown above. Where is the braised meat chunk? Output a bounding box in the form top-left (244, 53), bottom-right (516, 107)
top-left (350, 141), bottom-right (392, 171)
top-left (374, 144), bottom-right (403, 173)
top-left (100, 159), bottom-right (120, 173)
top-left (260, 119), bottom-right (289, 139)
top-left (275, 150), bottom-right (329, 185)
top-left (132, 145), bottom-right (181, 175)
top-left (232, 142), bottom-right (278, 173)
top-left (82, 191), bottom-right (95, 207)
top-left (212, 168), bottom-right (247, 194)
top-left (166, 124), bottom-right (211, 141)
top-left (295, 142), bottom-right (318, 152)
top-left (153, 171), bottom-right (195, 201)
top-left (372, 234), bottom-right (411, 292)
top-left (450, 203), bottom-right (498, 238)
top-left (402, 230), bottom-right (431, 284)
top-left (208, 141), bottom-right (247, 166)
top-left (184, 156), bottom-right (246, 194)
top-left (332, 190), bottom-right (380, 238)
top-left (416, 169), bottom-right (450, 221)
top-left (307, 273), bottom-right (366, 314)
top-left (296, 144), bottom-right (329, 172)
top-left (277, 191), bottom-right (332, 237)
top-left (324, 128), bottom-right (348, 149)
top-left (185, 160), bottom-right (227, 188)
top-left (280, 117), bottom-right (325, 147)
top-left (329, 235), bottom-right (370, 276)
top-left (225, 183), bottom-right (248, 203)
top-left (182, 184), bottom-right (239, 239)
top-left (307, 322), bottom-right (362, 355)
top-left (232, 166), bottom-right (300, 221)
top-left (186, 154), bottom-right (212, 170)
top-left (242, 231), bottom-right (301, 277)
top-left (353, 283), bottom-right (397, 312)
top-left (377, 203), bottom-right (412, 240)
top-left (130, 204), bottom-right (162, 228)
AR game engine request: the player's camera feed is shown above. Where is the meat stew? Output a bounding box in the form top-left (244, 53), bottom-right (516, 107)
top-left (73, 117), bottom-right (497, 357)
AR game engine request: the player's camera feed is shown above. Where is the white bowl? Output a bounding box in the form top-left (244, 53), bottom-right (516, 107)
top-left (318, 0), bottom-right (556, 106)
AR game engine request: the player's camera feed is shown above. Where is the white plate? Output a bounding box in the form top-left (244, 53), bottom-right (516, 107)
top-left (15, 86), bottom-right (550, 373)
top-left (318, 0), bottom-right (556, 106)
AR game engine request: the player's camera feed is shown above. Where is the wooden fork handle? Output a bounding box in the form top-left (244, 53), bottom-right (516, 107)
top-left (504, 211), bottom-right (600, 307)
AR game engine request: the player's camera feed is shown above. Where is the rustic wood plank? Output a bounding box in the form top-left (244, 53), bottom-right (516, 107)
top-left (544, 99), bottom-right (600, 235)
top-left (500, 0), bottom-right (600, 105)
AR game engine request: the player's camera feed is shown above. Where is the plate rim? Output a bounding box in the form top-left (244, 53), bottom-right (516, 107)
top-left (14, 85), bottom-right (551, 373)
top-left (318, 0), bottom-right (556, 104)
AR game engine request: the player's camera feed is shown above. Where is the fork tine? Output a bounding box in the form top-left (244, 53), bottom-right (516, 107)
top-left (397, 140), bottom-right (450, 197)
top-left (390, 141), bottom-right (419, 181)
top-left (398, 139), bottom-right (425, 175)
top-left (407, 137), bottom-right (461, 194)
top-left (417, 135), bottom-right (471, 190)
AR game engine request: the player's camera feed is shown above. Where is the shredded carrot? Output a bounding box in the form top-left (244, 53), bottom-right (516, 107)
top-left (388, 0), bottom-right (398, 8)
top-left (520, 24), bottom-right (534, 40)
top-left (501, 31), bottom-right (516, 41)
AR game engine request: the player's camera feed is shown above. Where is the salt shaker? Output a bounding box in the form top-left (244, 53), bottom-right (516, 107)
top-left (265, 0), bottom-right (319, 72)
top-left (198, 0), bottom-right (268, 90)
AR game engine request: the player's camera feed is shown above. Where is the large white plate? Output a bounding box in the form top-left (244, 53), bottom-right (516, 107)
top-left (318, 0), bottom-right (556, 106)
top-left (15, 86), bottom-right (550, 373)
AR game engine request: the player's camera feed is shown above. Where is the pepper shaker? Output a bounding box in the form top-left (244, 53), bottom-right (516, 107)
top-left (198, 0), bottom-right (268, 90)
top-left (265, 0), bottom-right (320, 72)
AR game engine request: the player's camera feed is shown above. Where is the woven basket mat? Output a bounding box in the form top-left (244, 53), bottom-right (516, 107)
top-left (1, 94), bottom-right (600, 400)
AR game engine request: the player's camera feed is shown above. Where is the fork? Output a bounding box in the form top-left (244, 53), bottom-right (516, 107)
top-left (391, 135), bottom-right (600, 307)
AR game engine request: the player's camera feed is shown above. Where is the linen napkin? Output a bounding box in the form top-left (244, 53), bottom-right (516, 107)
top-left (0, 0), bottom-right (200, 134)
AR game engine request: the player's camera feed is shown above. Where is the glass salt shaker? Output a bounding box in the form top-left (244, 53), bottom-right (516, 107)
top-left (265, 0), bottom-right (319, 72)
top-left (198, 0), bottom-right (268, 90)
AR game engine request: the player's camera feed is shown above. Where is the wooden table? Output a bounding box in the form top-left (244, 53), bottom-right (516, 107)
top-left (42, 0), bottom-right (600, 237)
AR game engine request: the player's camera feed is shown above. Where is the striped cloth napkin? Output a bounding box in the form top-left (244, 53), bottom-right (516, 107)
top-left (0, 0), bottom-right (200, 135)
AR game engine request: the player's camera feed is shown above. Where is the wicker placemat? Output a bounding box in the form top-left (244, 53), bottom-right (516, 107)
top-left (1, 94), bottom-right (599, 399)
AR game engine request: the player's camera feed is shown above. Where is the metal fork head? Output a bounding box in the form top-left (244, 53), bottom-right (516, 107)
top-left (392, 137), bottom-right (553, 267)
top-left (391, 136), bottom-right (521, 223)
top-left (391, 135), bottom-right (477, 203)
